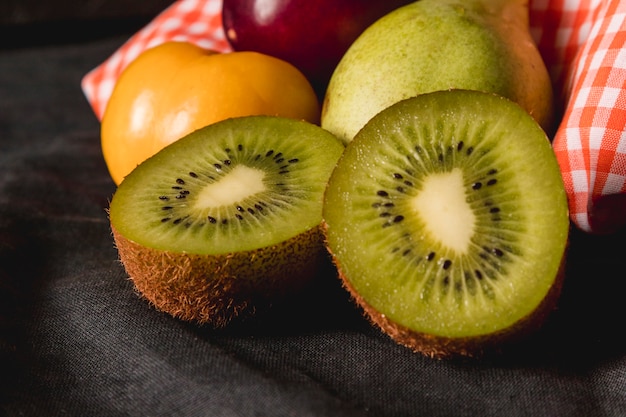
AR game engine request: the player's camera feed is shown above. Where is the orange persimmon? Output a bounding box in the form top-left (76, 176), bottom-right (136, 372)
top-left (101, 41), bottom-right (320, 184)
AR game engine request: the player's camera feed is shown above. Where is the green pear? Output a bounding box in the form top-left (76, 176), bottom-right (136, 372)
top-left (321, 0), bottom-right (554, 144)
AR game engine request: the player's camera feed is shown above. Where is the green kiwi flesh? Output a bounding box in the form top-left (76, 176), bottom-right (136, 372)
top-left (322, 90), bottom-right (569, 358)
top-left (109, 115), bottom-right (345, 326)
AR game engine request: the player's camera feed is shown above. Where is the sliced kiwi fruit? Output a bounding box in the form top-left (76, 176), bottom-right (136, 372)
top-left (109, 115), bottom-right (344, 327)
top-left (322, 90), bottom-right (569, 358)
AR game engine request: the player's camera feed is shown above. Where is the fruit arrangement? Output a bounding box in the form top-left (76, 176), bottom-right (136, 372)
top-left (83, 0), bottom-right (626, 358)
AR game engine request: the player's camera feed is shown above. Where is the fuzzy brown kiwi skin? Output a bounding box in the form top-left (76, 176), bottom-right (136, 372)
top-left (112, 225), bottom-right (324, 327)
top-left (324, 222), bottom-right (569, 359)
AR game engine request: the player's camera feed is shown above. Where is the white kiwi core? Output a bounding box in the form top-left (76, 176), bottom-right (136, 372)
top-left (194, 165), bottom-right (266, 209)
top-left (410, 168), bottom-right (475, 253)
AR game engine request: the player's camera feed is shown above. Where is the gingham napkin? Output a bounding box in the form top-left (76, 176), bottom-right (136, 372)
top-left (532, 0), bottom-right (626, 234)
top-left (81, 0), bottom-right (626, 234)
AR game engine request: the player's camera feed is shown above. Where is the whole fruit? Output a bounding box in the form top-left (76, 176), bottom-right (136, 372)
top-left (221, 0), bottom-right (413, 96)
top-left (101, 41), bottom-right (320, 185)
top-left (321, 0), bottom-right (554, 144)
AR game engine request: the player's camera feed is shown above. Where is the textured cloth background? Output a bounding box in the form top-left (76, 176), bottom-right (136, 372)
top-left (2, 21), bottom-right (626, 417)
top-left (82, 0), bottom-right (626, 234)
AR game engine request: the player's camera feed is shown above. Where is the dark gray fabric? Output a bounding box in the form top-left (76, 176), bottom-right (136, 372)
top-left (0, 1), bottom-right (173, 25)
top-left (1, 32), bottom-right (625, 417)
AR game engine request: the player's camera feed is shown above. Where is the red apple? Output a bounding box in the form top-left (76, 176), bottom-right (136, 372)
top-left (222, 0), bottom-right (413, 97)
top-left (588, 193), bottom-right (626, 235)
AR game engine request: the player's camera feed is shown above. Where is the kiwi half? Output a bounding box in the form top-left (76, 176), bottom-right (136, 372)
top-left (322, 90), bottom-right (569, 358)
top-left (109, 116), bottom-right (344, 326)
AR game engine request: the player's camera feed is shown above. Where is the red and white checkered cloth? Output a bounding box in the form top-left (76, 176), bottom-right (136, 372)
top-left (531, 0), bottom-right (626, 234)
top-left (81, 0), bottom-right (626, 234)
